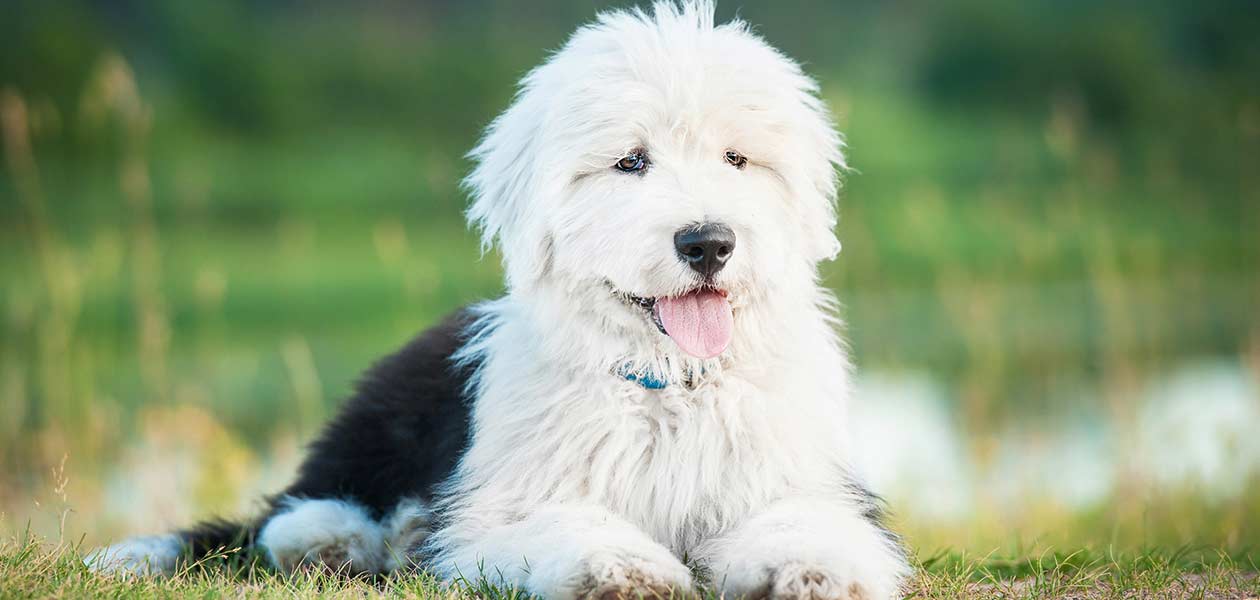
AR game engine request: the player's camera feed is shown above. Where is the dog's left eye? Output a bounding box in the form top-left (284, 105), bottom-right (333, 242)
top-left (724, 150), bottom-right (748, 169)
top-left (614, 151), bottom-right (648, 173)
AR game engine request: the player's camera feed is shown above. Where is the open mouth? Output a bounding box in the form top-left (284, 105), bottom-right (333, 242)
top-left (623, 293), bottom-right (667, 334)
top-left (617, 286), bottom-right (733, 359)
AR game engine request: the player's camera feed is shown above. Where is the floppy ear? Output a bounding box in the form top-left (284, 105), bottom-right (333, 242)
top-left (463, 73), bottom-right (559, 289)
top-left (786, 83), bottom-right (846, 263)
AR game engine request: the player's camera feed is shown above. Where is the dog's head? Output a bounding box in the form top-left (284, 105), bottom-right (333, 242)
top-left (465, 1), bottom-right (843, 365)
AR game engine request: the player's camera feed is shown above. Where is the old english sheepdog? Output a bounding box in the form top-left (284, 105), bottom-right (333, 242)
top-left (88, 2), bottom-right (910, 598)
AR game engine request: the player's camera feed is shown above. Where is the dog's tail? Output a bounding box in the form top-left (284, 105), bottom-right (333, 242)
top-left (86, 518), bottom-right (260, 576)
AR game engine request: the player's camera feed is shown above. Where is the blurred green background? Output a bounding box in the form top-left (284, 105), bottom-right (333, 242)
top-left (2, 1), bottom-right (1258, 558)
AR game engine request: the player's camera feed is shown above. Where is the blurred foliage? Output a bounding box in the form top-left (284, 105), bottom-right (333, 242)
top-left (1, 0), bottom-right (1258, 552)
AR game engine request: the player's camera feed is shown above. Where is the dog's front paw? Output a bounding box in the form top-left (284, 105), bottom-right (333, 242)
top-left (755, 563), bottom-right (874, 600)
top-left (573, 549), bottom-right (693, 599)
top-left (710, 554), bottom-right (905, 600)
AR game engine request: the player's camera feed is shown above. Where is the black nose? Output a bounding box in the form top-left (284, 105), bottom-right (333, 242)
top-left (674, 223), bottom-right (736, 278)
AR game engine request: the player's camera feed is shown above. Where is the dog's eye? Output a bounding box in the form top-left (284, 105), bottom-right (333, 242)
top-left (614, 151), bottom-right (648, 173)
top-left (724, 150), bottom-right (748, 169)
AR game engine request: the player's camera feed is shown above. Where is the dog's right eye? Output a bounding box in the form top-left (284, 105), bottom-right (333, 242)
top-left (614, 151), bottom-right (648, 173)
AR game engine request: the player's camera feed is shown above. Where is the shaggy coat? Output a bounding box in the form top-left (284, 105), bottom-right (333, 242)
top-left (89, 3), bottom-right (911, 598)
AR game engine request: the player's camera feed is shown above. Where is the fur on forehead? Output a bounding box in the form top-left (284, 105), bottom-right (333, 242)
top-left (464, 0), bottom-right (845, 287)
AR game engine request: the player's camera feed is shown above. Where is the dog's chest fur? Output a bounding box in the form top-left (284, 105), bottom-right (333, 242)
top-left (447, 327), bottom-right (845, 553)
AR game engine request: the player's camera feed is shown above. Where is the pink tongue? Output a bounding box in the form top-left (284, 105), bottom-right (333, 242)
top-left (654, 289), bottom-right (733, 359)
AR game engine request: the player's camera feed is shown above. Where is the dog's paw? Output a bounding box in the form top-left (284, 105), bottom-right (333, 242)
top-left (584, 577), bottom-right (682, 600)
top-left (259, 498), bottom-right (388, 575)
top-left (574, 549), bottom-right (693, 599)
top-left (708, 552), bottom-right (905, 600)
top-left (754, 563), bottom-right (874, 600)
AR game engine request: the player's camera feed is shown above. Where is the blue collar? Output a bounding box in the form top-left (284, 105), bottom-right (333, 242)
top-left (622, 369), bottom-right (669, 390)
top-left (618, 364), bottom-right (669, 389)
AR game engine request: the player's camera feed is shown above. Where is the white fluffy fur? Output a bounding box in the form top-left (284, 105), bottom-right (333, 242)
top-left (259, 497), bottom-right (432, 574)
top-left (259, 498), bottom-right (385, 574)
top-left (696, 497), bottom-right (907, 599)
top-left (85, 534), bottom-right (182, 577)
top-left (89, 2), bottom-right (911, 597)
top-left (431, 2), bottom-right (908, 598)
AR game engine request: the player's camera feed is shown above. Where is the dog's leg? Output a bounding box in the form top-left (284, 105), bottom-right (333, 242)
top-left (695, 496), bottom-right (909, 600)
top-left (431, 503), bottom-right (692, 599)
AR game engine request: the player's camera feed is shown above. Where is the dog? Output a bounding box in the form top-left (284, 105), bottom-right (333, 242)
top-left (87, 2), bottom-right (911, 598)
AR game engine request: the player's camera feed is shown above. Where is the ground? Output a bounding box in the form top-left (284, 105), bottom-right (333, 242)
top-left (2, 535), bottom-right (1256, 600)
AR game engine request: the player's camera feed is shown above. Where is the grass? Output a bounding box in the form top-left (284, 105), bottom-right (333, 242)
top-left (912, 548), bottom-right (1259, 599)
top-left (2, 532), bottom-right (1256, 599)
